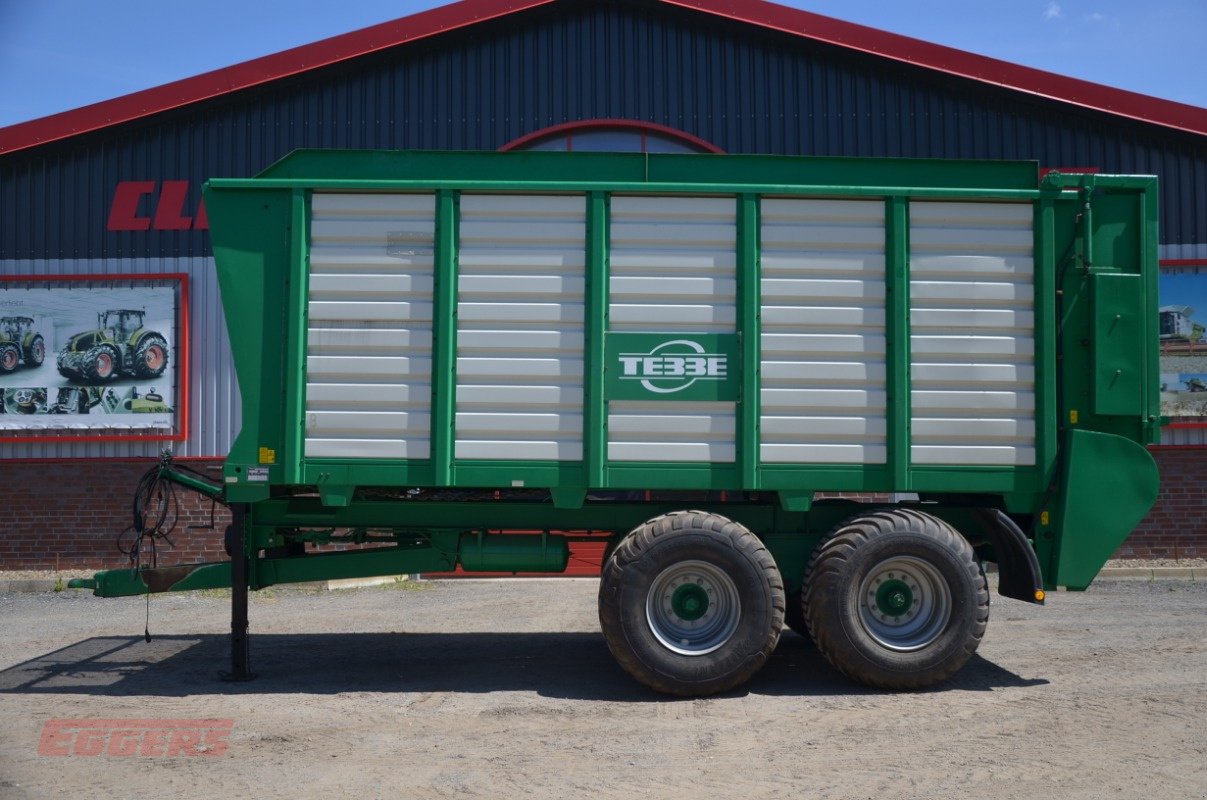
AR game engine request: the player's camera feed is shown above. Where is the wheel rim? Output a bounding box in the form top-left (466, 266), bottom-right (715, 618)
top-left (857, 556), bottom-right (951, 652)
top-left (32, 341), bottom-right (44, 362)
top-left (145, 344), bottom-right (165, 370)
top-left (1, 349), bottom-right (15, 369)
top-left (95, 352), bottom-right (113, 377)
top-left (646, 560), bottom-right (741, 656)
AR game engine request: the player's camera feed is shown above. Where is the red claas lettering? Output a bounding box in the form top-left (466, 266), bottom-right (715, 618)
top-left (106, 181), bottom-right (209, 231)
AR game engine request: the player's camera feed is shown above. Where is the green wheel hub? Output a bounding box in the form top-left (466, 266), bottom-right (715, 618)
top-left (671, 583), bottom-right (711, 621)
top-left (857, 556), bottom-right (953, 652)
top-left (874, 579), bottom-right (914, 617)
top-left (646, 559), bottom-right (742, 656)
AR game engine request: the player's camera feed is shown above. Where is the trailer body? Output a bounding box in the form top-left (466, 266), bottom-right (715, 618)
top-left (77, 150), bottom-right (1162, 693)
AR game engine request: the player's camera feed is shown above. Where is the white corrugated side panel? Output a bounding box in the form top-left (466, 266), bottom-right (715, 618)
top-left (909, 201), bottom-right (1036, 466)
top-left (305, 193), bottom-right (435, 459)
top-left (760, 198), bottom-right (888, 464)
top-left (455, 194), bottom-right (586, 461)
top-left (608, 196), bottom-right (737, 463)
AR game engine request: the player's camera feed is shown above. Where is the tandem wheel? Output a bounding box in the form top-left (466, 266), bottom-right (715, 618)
top-left (803, 509), bottom-right (989, 690)
top-left (598, 510), bottom-right (784, 696)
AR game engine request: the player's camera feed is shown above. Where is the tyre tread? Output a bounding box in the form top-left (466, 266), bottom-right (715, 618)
top-left (802, 508), bottom-right (989, 690)
top-left (599, 510), bottom-right (784, 696)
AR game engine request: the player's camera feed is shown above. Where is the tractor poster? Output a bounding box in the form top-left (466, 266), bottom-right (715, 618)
top-left (0, 281), bottom-right (178, 434)
top-left (1160, 268), bottom-right (1207, 419)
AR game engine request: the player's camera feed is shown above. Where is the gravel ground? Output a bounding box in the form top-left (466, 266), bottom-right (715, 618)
top-left (0, 577), bottom-right (1204, 799)
top-left (1102, 558), bottom-right (1207, 569)
top-left (2, 557), bottom-right (1203, 584)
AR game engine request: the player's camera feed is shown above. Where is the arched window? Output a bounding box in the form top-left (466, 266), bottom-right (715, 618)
top-left (501, 120), bottom-right (723, 154)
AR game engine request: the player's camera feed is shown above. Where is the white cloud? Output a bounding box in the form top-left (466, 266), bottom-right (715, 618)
top-left (1085, 11), bottom-right (1105, 22)
top-left (1044, 2), bottom-right (1063, 19)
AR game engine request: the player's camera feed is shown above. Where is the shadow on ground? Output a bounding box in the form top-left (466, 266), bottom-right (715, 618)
top-left (0, 630), bottom-right (1047, 701)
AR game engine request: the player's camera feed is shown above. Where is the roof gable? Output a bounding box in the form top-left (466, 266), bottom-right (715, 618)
top-left (1, 0), bottom-right (1204, 155)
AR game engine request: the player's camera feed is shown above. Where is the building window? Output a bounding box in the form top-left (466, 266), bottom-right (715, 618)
top-left (501, 120), bottom-right (723, 154)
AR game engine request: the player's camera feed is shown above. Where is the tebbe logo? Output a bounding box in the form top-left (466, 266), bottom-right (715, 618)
top-left (618, 339), bottom-right (729, 395)
top-left (107, 181), bottom-right (209, 231)
top-left (38, 718), bottom-right (232, 757)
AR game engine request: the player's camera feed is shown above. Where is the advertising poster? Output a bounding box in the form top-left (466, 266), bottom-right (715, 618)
top-left (0, 280), bottom-right (180, 435)
top-left (1159, 268), bottom-right (1207, 418)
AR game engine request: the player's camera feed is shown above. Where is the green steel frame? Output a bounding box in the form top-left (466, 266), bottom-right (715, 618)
top-left (73, 151), bottom-right (1163, 603)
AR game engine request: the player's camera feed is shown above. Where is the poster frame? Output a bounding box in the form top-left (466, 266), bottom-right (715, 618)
top-left (0, 272), bottom-right (190, 443)
top-left (1160, 259), bottom-right (1207, 430)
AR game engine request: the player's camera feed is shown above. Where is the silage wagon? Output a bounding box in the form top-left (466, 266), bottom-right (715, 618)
top-left (73, 150), bottom-right (1162, 695)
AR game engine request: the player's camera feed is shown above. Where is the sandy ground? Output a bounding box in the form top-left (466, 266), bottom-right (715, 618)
top-left (0, 578), bottom-right (1204, 800)
top-left (3, 557), bottom-right (1204, 584)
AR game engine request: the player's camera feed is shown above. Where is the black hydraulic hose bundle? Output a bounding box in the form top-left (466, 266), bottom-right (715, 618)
top-left (117, 457), bottom-right (225, 570)
top-left (117, 456), bottom-right (225, 642)
top-left (117, 466), bottom-right (177, 569)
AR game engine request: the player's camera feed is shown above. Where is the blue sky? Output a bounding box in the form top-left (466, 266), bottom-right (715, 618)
top-left (0, 0), bottom-right (1203, 129)
top-left (1161, 273), bottom-right (1207, 327)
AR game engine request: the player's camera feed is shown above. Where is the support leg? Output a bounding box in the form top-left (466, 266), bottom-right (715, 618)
top-left (221, 503), bottom-right (256, 681)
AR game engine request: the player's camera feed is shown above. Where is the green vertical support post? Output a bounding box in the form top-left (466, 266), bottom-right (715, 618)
top-left (585, 191), bottom-right (609, 488)
top-left (885, 195), bottom-right (912, 490)
top-left (283, 189), bottom-right (311, 484)
top-left (1032, 198), bottom-right (1058, 581)
top-left (737, 193), bottom-right (761, 489)
top-left (432, 190), bottom-right (459, 486)
top-left (1034, 199), bottom-right (1058, 484)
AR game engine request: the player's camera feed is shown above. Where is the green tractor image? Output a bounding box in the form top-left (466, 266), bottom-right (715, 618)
top-left (57, 309), bottom-right (169, 384)
top-left (0, 316), bottom-right (46, 374)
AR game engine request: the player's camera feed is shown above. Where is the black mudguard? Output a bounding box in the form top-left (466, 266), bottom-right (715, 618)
top-left (977, 508), bottom-right (1045, 604)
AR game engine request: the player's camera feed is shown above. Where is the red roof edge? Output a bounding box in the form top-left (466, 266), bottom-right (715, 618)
top-left (0, 0), bottom-right (557, 155)
top-left (499, 118), bottom-right (726, 152)
top-left (667, 0), bottom-right (1207, 137)
top-left (1, 0), bottom-right (1204, 156)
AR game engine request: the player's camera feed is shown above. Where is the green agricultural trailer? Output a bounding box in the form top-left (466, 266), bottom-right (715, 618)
top-left (73, 150), bottom-right (1162, 695)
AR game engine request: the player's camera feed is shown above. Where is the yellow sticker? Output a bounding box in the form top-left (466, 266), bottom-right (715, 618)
top-left (1040, 511), bottom-right (1050, 526)
top-left (258, 447), bottom-right (277, 464)
top-left (1069, 409), bottom-right (1079, 424)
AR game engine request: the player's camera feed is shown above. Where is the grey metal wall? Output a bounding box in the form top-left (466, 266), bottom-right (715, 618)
top-left (1, 0), bottom-right (1204, 457)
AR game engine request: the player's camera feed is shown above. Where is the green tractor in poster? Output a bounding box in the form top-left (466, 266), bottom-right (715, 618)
top-left (0, 316), bottom-right (46, 374)
top-left (57, 309), bottom-right (169, 384)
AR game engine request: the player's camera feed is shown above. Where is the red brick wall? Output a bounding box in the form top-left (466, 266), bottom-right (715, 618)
top-left (0, 451), bottom-right (1202, 570)
top-left (0, 459), bottom-right (230, 570)
top-left (1116, 448), bottom-right (1207, 559)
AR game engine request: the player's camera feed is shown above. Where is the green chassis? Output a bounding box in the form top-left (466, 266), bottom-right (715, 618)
top-left (75, 151), bottom-right (1161, 609)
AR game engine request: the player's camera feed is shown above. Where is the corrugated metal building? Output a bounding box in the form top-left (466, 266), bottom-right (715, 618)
top-left (1, 0), bottom-right (1204, 568)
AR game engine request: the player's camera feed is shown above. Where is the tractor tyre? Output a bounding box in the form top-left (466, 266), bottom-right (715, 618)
top-left (803, 509), bottom-right (988, 690)
top-left (81, 345), bottom-right (120, 383)
top-left (24, 335), bottom-right (45, 367)
top-left (598, 510), bottom-right (784, 696)
top-left (133, 334), bottom-right (169, 379)
top-left (0, 343), bottom-right (18, 374)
